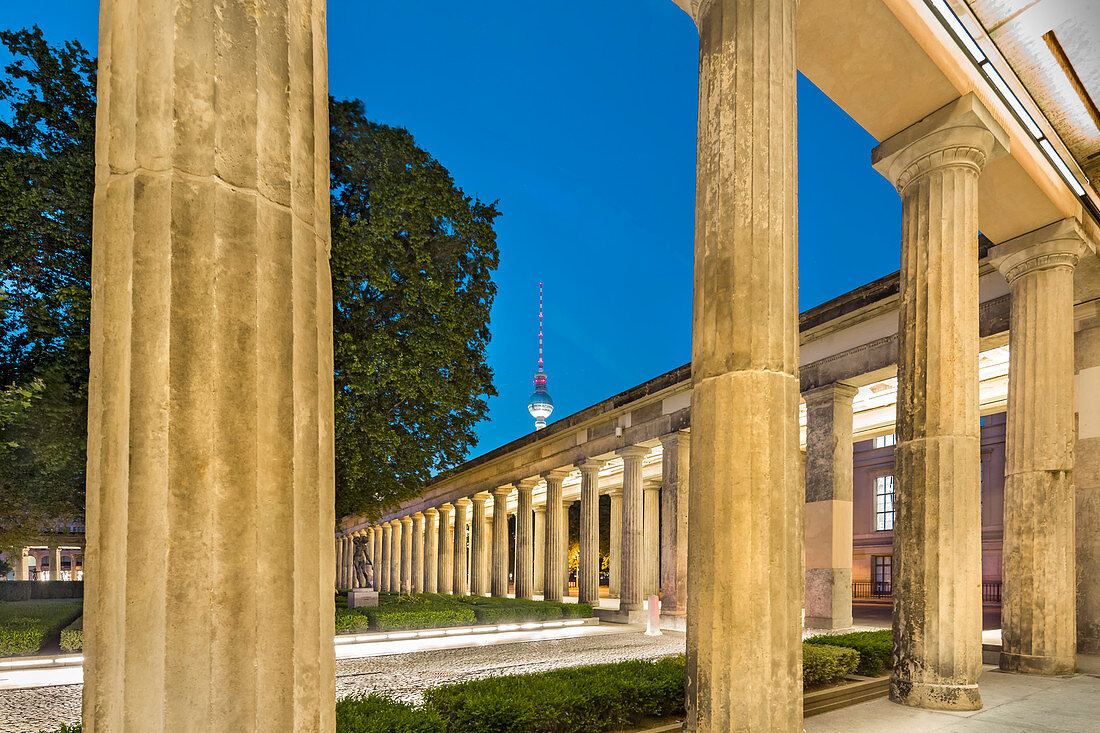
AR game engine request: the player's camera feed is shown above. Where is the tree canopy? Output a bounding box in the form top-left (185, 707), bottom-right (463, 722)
top-left (0, 28), bottom-right (501, 546)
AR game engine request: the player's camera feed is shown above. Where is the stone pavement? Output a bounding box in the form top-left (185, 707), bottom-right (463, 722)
top-left (806, 663), bottom-right (1100, 733)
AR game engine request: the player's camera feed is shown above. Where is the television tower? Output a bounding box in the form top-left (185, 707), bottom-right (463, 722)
top-left (527, 282), bottom-right (554, 430)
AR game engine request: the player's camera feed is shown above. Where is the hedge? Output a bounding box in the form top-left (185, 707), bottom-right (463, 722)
top-left (333, 593), bottom-right (594, 634)
top-left (802, 643), bottom-right (860, 688)
top-left (804, 629), bottom-right (893, 677)
top-left (0, 600), bottom-right (83, 657)
top-left (368, 607), bottom-right (477, 631)
top-left (60, 615), bottom-right (83, 653)
top-left (336, 694), bottom-right (445, 733)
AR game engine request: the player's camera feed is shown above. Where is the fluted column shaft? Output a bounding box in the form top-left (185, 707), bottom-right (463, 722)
top-left (686, 1), bottom-right (801, 729)
top-left (643, 481), bottom-right (660, 596)
top-left (84, 3), bottom-right (334, 730)
top-left (543, 472), bottom-right (568, 601)
top-left (619, 448), bottom-right (648, 613)
top-left (333, 539), bottom-right (341, 589)
top-left (515, 481), bottom-right (536, 599)
top-left (400, 517), bottom-right (412, 594)
top-left (372, 527), bottom-right (383, 592)
top-left (337, 537), bottom-right (346, 589)
top-left (609, 489), bottom-right (623, 598)
top-left (411, 514), bottom-right (425, 594)
top-left (802, 383), bottom-right (858, 629)
top-left (424, 509), bottom-right (439, 594)
top-left (492, 487), bottom-right (512, 597)
top-left (470, 494), bottom-right (490, 596)
top-left (872, 93), bottom-right (1007, 711)
top-left (577, 460), bottom-right (603, 605)
top-left (533, 506), bottom-right (546, 593)
top-left (660, 431), bottom-right (689, 616)
top-left (381, 523), bottom-right (392, 592)
top-left (990, 220), bottom-right (1082, 674)
top-left (452, 499), bottom-right (470, 595)
top-left (438, 504), bottom-right (454, 594)
top-left (389, 521), bottom-right (401, 594)
top-left (563, 500), bottom-right (573, 594)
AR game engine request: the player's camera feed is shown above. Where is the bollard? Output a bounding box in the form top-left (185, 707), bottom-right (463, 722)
top-left (645, 594), bottom-right (662, 636)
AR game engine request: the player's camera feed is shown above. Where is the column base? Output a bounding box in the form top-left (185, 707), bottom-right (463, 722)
top-left (889, 677), bottom-right (982, 711)
top-left (1000, 651), bottom-right (1076, 676)
top-left (804, 616), bottom-right (853, 630)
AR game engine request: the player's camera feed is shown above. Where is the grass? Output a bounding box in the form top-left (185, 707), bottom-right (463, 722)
top-left (0, 599), bottom-right (83, 657)
top-left (335, 592), bottom-right (594, 633)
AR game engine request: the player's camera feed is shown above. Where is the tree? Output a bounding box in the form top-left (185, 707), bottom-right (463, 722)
top-left (330, 99), bottom-right (500, 519)
top-left (0, 28), bottom-right (94, 549)
top-left (0, 29), bottom-right (501, 534)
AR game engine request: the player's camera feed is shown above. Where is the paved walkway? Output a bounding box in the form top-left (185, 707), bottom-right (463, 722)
top-left (807, 664), bottom-right (1100, 732)
top-left (0, 627), bottom-right (686, 733)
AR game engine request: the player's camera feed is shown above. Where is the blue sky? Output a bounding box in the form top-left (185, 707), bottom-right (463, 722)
top-left (1, 0), bottom-right (902, 458)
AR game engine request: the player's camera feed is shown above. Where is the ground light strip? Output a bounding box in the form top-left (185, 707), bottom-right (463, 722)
top-left (927, 0), bottom-right (1088, 198)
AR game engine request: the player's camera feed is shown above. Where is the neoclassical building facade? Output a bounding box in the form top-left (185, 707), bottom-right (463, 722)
top-left (79, 0), bottom-right (1099, 731)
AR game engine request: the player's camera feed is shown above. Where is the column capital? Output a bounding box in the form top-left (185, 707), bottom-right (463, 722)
top-left (515, 478), bottom-right (539, 493)
top-left (424, 507), bottom-right (438, 517)
top-left (574, 457), bottom-right (604, 473)
top-left (616, 445), bottom-right (650, 460)
top-left (492, 485), bottom-right (512, 500)
top-left (872, 93), bottom-right (1009, 193)
top-left (471, 491), bottom-right (491, 506)
top-left (439, 502), bottom-right (454, 512)
top-left (532, 504), bottom-right (547, 514)
top-left (542, 468), bottom-right (572, 483)
top-left (412, 512), bottom-right (424, 520)
top-left (659, 429), bottom-right (690, 448)
top-left (607, 487), bottom-right (623, 499)
top-left (801, 381), bottom-right (859, 406)
top-left (400, 516), bottom-right (413, 527)
top-left (989, 218), bottom-right (1084, 283)
top-left (380, 521), bottom-right (391, 528)
top-left (453, 497), bottom-right (471, 508)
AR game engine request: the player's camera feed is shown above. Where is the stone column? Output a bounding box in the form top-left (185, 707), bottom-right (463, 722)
top-left (990, 220), bottom-right (1083, 674)
top-left (453, 498), bottom-right (470, 596)
top-left (372, 527), bottom-right (383, 592)
top-left (424, 508), bottom-right (439, 594)
top-left (872, 93), bottom-right (1007, 711)
top-left (608, 489), bottom-right (623, 598)
top-left (492, 486), bottom-right (513, 597)
top-left (643, 480), bottom-right (660, 596)
top-left (802, 383), bottom-right (858, 629)
top-left (533, 505), bottom-right (546, 594)
top-left (470, 492), bottom-right (490, 596)
top-left (515, 479), bottom-right (536, 600)
top-left (618, 447), bottom-right (648, 615)
top-left (345, 536), bottom-right (355, 590)
top-left (335, 537), bottom-right (344, 589)
top-left (686, 1), bottom-right (802, 729)
top-left (1076, 305), bottom-right (1100, 655)
top-left (84, 3), bottom-right (334, 730)
top-left (333, 538), bottom-right (341, 589)
top-left (576, 459), bottom-right (603, 605)
top-left (381, 523), bottom-right (392, 592)
top-left (438, 504), bottom-right (454, 594)
top-left (391, 520), bottom-right (403, 594)
top-left (563, 499), bottom-right (573, 595)
top-left (400, 517), bottom-right (413, 594)
top-left (411, 513), bottom-right (425, 595)
top-left (543, 471), bottom-right (568, 601)
top-left (660, 431), bottom-right (689, 617)
top-left (13, 548), bottom-right (28, 581)
top-left (50, 546), bottom-right (62, 581)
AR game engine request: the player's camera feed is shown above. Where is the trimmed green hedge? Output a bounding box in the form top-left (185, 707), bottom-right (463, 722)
top-left (0, 600), bottom-right (83, 657)
top-left (802, 643), bottom-right (860, 687)
top-left (60, 615), bottom-right (83, 653)
top-left (333, 593), bottom-right (594, 634)
top-left (336, 694), bottom-right (444, 733)
top-left (804, 629), bottom-right (893, 677)
top-left (369, 607), bottom-right (477, 631)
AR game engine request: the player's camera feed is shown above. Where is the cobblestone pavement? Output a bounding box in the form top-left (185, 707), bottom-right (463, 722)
top-left (0, 629), bottom-right (686, 733)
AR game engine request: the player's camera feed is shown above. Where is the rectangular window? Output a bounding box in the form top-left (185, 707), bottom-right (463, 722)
top-left (873, 434), bottom-right (897, 448)
top-left (874, 475), bottom-right (895, 531)
top-left (873, 555), bottom-right (892, 596)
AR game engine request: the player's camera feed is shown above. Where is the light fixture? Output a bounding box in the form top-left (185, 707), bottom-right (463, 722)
top-left (926, 0), bottom-right (1088, 197)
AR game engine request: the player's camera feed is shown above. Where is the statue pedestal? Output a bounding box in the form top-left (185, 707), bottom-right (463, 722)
top-left (349, 589), bottom-right (379, 608)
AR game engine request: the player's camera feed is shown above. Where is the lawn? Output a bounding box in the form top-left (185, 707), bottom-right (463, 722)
top-left (0, 599), bottom-right (83, 657)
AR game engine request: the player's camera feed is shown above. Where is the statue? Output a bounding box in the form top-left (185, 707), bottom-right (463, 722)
top-left (353, 536), bottom-right (373, 589)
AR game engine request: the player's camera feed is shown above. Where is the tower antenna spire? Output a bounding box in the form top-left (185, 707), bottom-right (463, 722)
top-left (527, 282), bottom-right (554, 430)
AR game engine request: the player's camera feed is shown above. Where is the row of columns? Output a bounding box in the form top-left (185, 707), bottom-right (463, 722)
top-left (6, 546), bottom-right (81, 580)
top-left (339, 437), bottom-right (690, 617)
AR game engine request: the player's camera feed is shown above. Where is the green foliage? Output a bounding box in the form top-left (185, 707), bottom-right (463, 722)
top-left (336, 694), bottom-right (445, 733)
top-left (334, 608), bottom-right (374, 634)
top-left (38, 726), bottom-right (80, 733)
top-left (0, 599), bottom-right (82, 656)
top-left (0, 27), bottom-right (94, 549)
top-left (804, 629), bottom-right (893, 677)
top-left (368, 606), bottom-right (477, 632)
top-left (330, 98), bottom-right (500, 520)
top-left (59, 614), bottom-right (81, 652)
top-left (802, 643), bottom-right (861, 688)
top-left (560, 603), bottom-right (593, 619)
top-left (333, 594), bottom-right (592, 634)
top-left (425, 656), bottom-right (686, 733)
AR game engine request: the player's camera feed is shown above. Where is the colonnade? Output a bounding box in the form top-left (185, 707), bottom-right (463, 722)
top-left (336, 438), bottom-right (688, 616)
top-left (5, 545), bottom-right (84, 581)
